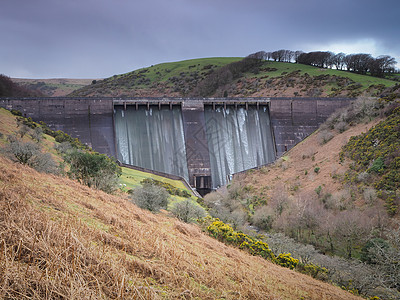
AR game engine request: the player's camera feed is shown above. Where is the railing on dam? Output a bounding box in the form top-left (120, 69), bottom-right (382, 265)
top-left (112, 97), bottom-right (271, 110)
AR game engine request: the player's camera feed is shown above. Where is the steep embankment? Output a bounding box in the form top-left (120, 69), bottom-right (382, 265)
top-left (0, 110), bottom-right (362, 299)
top-left (68, 57), bottom-right (398, 98)
top-left (0, 157), bottom-right (362, 299)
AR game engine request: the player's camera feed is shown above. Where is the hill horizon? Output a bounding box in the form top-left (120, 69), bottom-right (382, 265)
top-left (8, 56), bottom-right (399, 98)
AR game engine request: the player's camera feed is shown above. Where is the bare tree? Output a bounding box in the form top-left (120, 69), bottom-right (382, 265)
top-left (331, 52), bottom-right (346, 70)
top-left (247, 51), bottom-right (267, 60)
top-left (294, 50), bottom-right (304, 63)
top-left (333, 210), bottom-right (373, 258)
top-left (370, 55), bottom-right (397, 77)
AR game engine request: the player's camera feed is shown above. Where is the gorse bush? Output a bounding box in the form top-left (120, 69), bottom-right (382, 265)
top-left (341, 105), bottom-right (400, 215)
top-left (276, 253), bottom-right (299, 269)
top-left (131, 183), bottom-right (169, 212)
top-left (54, 130), bottom-right (89, 150)
top-left (206, 219), bottom-right (328, 278)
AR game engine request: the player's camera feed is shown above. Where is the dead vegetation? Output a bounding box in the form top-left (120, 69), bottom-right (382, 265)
top-left (0, 155), bottom-right (362, 299)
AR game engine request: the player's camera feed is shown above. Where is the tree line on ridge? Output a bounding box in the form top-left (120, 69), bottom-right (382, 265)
top-left (248, 49), bottom-right (398, 78)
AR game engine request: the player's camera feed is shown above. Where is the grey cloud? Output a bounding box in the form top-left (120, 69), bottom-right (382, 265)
top-left (1, 0), bottom-right (399, 78)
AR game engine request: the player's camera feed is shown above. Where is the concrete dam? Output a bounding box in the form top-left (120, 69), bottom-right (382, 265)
top-left (0, 97), bottom-right (352, 192)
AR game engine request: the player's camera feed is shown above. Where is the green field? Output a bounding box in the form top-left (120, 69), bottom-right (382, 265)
top-left (120, 166), bottom-right (203, 209)
top-left (249, 61), bottom-right (397, 87)
top-left (119, 166), bottom-right (189, 191)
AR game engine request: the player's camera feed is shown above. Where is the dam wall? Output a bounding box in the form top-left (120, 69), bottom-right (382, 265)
top-left (269, 97), bottom-right (352, 155)
top-left (0, 97), bottom-right (352, 190)
top-left (0, 98), bottom-right (115, 157)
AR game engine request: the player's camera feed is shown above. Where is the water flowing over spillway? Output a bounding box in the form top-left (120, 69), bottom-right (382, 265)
top-left (114, 103), bottom-right (276, 190)
top-left (204, 106), bottom-right (276, 188)
top-left (114, 106), bottom-right (189, 180)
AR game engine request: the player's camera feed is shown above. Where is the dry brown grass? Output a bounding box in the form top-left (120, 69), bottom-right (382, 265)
top-left (0, 156), bottom-right (362, 299)
top-left (244, 117), bottom-right (382, 202)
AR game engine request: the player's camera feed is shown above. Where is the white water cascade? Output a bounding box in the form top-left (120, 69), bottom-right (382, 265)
top-left (204, 106), bottom-right (275, 188)
top-left (114, 106), bottom-right (189, 180)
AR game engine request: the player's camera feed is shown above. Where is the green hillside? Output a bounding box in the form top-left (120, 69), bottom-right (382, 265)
top-left (69, 57), bottom-right (242, 97)
top-left (69, 57), bottom-right (398, 98)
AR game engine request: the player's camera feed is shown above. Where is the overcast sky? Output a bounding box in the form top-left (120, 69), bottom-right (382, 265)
top-left (1, 0), bottom-right (399, 79)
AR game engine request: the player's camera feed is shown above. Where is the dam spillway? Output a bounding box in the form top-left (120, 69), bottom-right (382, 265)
top-left (113, 99), bottom-right (275, 190)
top-left (114, 106), bottom-right (189, 180)
top-left (204, 105), bottom-right (275, 188)
top-left (0, 97), bottom-right (353, 193)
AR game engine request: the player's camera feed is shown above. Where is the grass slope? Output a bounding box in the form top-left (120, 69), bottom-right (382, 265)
top-left (0, 155), bottom-right (362, 299)
top-left (69, 57), bottom-right (398, 98)
top-left (69, 57), bottom-right (242, 97)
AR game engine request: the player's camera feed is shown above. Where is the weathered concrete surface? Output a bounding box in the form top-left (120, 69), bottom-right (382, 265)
top-left (0, 97), bottom-right (352, 189)
top-left (181, 100), bottom-right (212, 190)
top-left (0, 98), bottom-right (116, 157)
top-left (269, 98), bottom-right (352, 156)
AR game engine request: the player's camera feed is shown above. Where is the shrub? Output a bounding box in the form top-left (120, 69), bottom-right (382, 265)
top-left (29, 152), bottom-right (59, 174)
top-left (5, 135), bottom-right (39, 164)
top-left (314, 167), bottom-right (320, 174)
top-left (18, 124), bottom-right (30, 138)
top-left (31, 126), bottom-right (43, 143)
top-left (4, 135), bottom-right (58, 174)
top-left (252, 206), bottom-right (274, 231)
top-left (368, 157), bottom-right (385, 174)
top-left (361, 238), bottom-right (389, 264)
top-left (10, 109), bottom-right (22, 116)
top-left (317, 129), bottom-right (334, 145)
top-left (170, 200), bottom-right (206, 223)
top-left (206, 219), bottom-right (327, 277)
top-left (296, 262), bottom-right (328, 279)
top-left (315, 185), bottom-right (322, 197)
top-left (64, 150), bottom-right (121, 193)
top-left (334, 121), bottom-right (348, 133)
top-left (54, 141), bottom-right (74, 154)
top-left (131, 183), bottom-right (169, 212)
top-left (276, 253), bottom-right (299, 269)
top-left (54, 130), bottom-right (88, 150)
